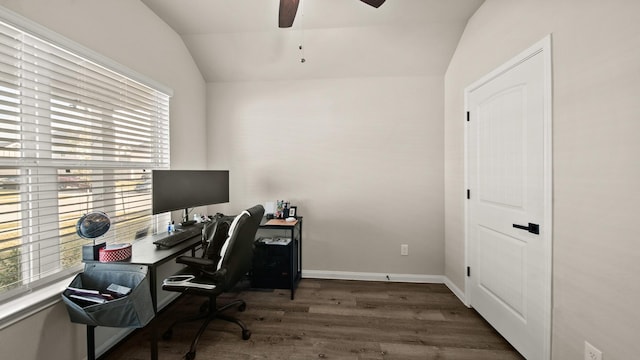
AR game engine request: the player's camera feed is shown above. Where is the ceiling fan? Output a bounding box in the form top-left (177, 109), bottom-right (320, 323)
top-left (279, 0), bottom-right (386, 28)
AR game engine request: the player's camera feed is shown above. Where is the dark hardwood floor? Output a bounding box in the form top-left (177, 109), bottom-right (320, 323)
top-left (103, 279), bottom-right (523, 360)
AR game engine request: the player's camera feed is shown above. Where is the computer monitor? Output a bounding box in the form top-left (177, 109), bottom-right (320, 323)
top-left (152, 170), bottom-right (229, 221)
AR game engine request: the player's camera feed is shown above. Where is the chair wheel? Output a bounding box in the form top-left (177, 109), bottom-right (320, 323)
top-left (238, 302), bottom-right (247, 312)
top-left (162, 329), bottom-right (173, 340)
top-left (242, 329), bottom-right (251, 340)
top-left (185, 351), bottom-right (196, 360)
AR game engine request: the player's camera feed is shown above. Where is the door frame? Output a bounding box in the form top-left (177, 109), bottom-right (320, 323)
top-left (463, 35), bottom-right (553, 359)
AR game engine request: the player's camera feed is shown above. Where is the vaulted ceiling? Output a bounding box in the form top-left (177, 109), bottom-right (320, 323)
top-left (141, 0), bottom-right (484, 82)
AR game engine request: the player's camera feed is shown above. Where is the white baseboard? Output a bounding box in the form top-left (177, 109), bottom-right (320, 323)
top-left (302, 270), bottom-right (468, 306)
top-left (443, 276), bottom-right (468, 306)
top-left (302, 270), bottom-right (444, 284)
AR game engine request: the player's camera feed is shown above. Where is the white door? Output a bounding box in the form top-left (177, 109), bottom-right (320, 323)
top-left (466, 37), bottom-right (552, 360)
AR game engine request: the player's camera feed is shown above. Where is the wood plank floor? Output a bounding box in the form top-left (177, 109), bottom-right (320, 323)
top-left (102, 279), bottom-right (523, 360)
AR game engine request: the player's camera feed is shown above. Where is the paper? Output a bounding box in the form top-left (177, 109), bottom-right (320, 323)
top-left (163, 275), bottom-right (217, 290)
top-left (70, 294), bottom-right (107, 304)
top-left (264, 201), bottom-right (275, 214)
top-left (67, 286), bottom-right (99, 295)
top-left (106, 283), bottom-right (131, 296)
top-left (260, 237), bottom-right (291, 246)
top-left (67, 287), bottom-right (115, 304)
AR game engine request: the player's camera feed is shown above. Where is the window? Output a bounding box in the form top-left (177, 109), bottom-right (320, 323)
top-left (0, 18), bottom-right (170, 302)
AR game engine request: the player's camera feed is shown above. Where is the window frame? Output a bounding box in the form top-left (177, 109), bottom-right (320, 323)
top-left (0, 6), bottom-right (172, 322)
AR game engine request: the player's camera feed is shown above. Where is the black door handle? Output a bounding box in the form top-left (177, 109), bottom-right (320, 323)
top-left (513, 222), bottom-right (539, 235)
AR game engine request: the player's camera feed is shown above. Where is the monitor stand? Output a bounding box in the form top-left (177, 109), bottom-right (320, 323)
top-left (181, 208), bottom-right (196, 227)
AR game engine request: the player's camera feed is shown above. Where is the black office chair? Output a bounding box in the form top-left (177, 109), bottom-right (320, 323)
top-left (162, 204), bottom-right (265, 360)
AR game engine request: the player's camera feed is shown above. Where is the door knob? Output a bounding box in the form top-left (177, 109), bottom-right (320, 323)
top-left (513, 222), bottom-right (539, 235)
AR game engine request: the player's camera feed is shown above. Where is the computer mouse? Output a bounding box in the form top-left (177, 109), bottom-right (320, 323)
top-left (285, 217), bottom-right (296, 222)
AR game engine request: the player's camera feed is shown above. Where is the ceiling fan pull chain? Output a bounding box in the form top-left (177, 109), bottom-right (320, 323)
top-left (299, 0), bottom-right (306, 63)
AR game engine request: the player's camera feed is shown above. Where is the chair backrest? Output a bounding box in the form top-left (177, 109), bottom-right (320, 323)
top-left (201, 216), bottom-right (232, 264)
top-left (216, 205), bottom-right (264, 289)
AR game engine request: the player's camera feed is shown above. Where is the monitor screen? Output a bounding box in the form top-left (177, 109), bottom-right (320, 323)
top-left (152, 170), bottom-right (229, 215)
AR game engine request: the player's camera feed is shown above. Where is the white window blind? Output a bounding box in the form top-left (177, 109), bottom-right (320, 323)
top-left (0, 19), bottom-right (170, 302)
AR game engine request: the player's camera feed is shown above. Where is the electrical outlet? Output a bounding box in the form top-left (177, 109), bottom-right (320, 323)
top-left (401, 244), bottom-right (408, 256)
top-left (584, 341), bottom-right (602, 360)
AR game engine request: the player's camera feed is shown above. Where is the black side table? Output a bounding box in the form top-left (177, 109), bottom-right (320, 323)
top-left (253, 217), bottom-right (302, 300)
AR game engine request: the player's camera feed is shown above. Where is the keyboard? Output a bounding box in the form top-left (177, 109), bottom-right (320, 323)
top-left (153, 227), bottom-right (202, 248)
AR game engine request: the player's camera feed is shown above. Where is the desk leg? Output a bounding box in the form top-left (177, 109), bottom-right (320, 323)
top-left (151, 320), bottom-right (158, 360)
top-left (87, 325), bottom-right (96, 360)
top-left (290, 237), bottom-right (295, 300)
top-left (149, 268), bottom-right (159, 360)
top-left (297, 221), bottom-right (302, 295)
top-left (290, 223), bottom-right (302, 300)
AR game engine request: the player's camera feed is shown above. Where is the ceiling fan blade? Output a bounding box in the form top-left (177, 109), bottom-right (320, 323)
top-left (360, 0), bottom-right (386, 8)
top-left (279, 0), bottom-right (300, 28)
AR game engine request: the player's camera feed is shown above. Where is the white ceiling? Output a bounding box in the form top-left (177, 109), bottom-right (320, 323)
top-left (141, 0), bottom-right (484, 82)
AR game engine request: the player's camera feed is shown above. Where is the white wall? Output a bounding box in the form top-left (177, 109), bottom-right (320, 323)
top-left (0, 1), bottom-right (206, 359)
top-left (445, 0), bottom-right (640, 359)
top-left (207, 76), bottom-right (444, 276)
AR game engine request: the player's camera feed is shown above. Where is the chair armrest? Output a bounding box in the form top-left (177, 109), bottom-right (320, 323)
top-left (175, 256), bottom-right (226, 282)
top-left (176, 255), bottom-right (216, 269)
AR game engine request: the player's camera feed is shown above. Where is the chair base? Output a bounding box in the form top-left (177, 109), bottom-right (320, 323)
top-left (163, 296), bottom-right (251, 359)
